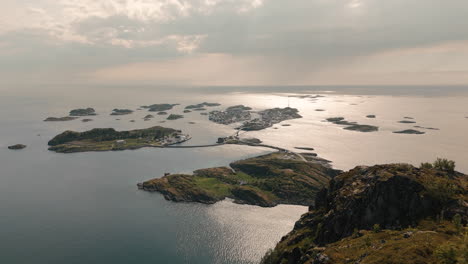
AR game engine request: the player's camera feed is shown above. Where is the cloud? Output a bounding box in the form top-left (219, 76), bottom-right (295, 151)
top-left (1, 0), bottom-right (468, 87)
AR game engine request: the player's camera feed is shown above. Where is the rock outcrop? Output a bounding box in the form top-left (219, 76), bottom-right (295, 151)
top-left (262, 164), bottom-right (467, 264)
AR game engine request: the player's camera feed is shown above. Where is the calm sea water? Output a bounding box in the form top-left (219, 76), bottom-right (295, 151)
top-left (1, 85), bottom-right (467, 263)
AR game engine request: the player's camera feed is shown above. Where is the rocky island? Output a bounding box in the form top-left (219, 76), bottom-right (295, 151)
top-left (326, 117), bottom-right (378, 132)
top-left (47, 126), bottom-right (190, 153)
top-left (167, 114), bottom-right (184, 120)
top-left (44, 116), bottom-right (79, 122)
top-left (209, 105), bottom-right (252, 125)
top-left (261, 160), bottom-right (467, 264)
top-left (8, 144), bottom-right (27, 150)
top-left (240, 107), bottom-right (302, 131)
top-left (141, 104), bottom-right (178, 112)
top-left (110, 109), bottom-right (133, 115)
top-left (185, 102), bottom-right (221, 109)
top-left (394, 129), bottom-right (425, 134)
top-left (399, 120), bottom-right (417, 124)
top-left (69, 108), bottom-right (96, 116)
top-left (138, 152), bottom-right (341, 207)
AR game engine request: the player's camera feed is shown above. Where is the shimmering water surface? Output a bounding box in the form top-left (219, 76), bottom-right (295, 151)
top-left (1, 86), bottom-right (467, 263)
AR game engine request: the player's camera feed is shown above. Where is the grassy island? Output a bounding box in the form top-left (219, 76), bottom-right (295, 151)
top-left (48, 126), bottom-right (189, 153)
top-left (139, 152), bottom-right (341, 207)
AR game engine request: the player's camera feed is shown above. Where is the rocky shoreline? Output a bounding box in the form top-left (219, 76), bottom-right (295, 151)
top-left (138, 152), bottom-right (341, 207)
top-left (47, 126), bottom-right (189, 153)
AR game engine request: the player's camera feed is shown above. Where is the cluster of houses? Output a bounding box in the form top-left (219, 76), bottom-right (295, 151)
top-left (162, 133), bottom-right (190, 146)
top-left (240, 107), bottom-right (301, 131)
top-left (208, 109), bottom-right (252, 125)
top-left (113, 133), bottom-right (191, 147)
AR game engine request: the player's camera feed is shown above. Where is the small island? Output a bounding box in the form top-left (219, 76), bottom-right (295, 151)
top-left (185, 102), bottom-right (221, 109)
top-left (8, 144), bottom-right (27, 150)
top-left (47, 126), bottom-right (190, 153)
top-left (69, 108), bottom-right (96, 116)
top-left (110, 109), bottom-right (133, 115)
top-left (82, 119), bottom-right (93, 122)
top-left (366, 114), bottom-right (376, 118)
top-left (399, 120), bottom-right (416, 124)
top-left (344, 124), bottom-right (379, 132)
top-left (141, 104), bottom-right (179, 112)
top-left (167, 114), bottom-right (184, 120)
top-left (44, 116), bottom-right (79, 122)
top-left (143, 115), bottom-right (154, 121)
top-left (138, 152), bottom-right (341, 207)
top-left (157, 112), bottom-right (168, 115)
top-left (326, 117), bottom-right (378, 132)
top-left (393, 129), bottom-right (425, 135)
top-left (414, 125), bottom-right (439, 130)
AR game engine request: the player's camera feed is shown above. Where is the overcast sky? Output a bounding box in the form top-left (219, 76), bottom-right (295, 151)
top-left (1, 0), bottom-right (468, 87)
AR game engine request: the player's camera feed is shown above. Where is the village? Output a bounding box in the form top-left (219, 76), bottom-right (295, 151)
top-left (114, 132), bottom-right (192, 148)
top-left (208, 105), bottom-right (252, 125)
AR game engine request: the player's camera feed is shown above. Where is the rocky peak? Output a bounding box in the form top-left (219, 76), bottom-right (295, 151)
top-left (262, 163), bottom-right (467, 264)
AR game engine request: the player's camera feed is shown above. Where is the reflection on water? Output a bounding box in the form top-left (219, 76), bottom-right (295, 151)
top-left (1, 86), bottom-right (467, 263)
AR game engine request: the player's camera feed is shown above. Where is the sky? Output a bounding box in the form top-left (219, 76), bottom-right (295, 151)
top-left (1, 0), bottom-right (468, 88)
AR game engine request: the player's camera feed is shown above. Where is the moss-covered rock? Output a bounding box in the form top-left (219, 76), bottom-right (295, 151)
top-left (261, 164), bottom-right (467, 264)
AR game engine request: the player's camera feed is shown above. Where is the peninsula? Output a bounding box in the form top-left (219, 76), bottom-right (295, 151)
top-left (138, 152), bottom-right (341, 207)
top-left (47, 126), bottom-right (190, 153)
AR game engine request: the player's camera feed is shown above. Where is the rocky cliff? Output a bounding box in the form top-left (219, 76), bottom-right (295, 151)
top-left (262, 163), bottom-right (467, 264)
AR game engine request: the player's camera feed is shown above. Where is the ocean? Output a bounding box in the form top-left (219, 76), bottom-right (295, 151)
top-left (1, 85), bottom-right (467, 263)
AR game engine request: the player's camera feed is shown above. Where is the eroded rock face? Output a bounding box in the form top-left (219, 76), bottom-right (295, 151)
top-left (262, 164), bottom-right (467, 264)
top-left (312, 169), bottom-right (437, 245)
